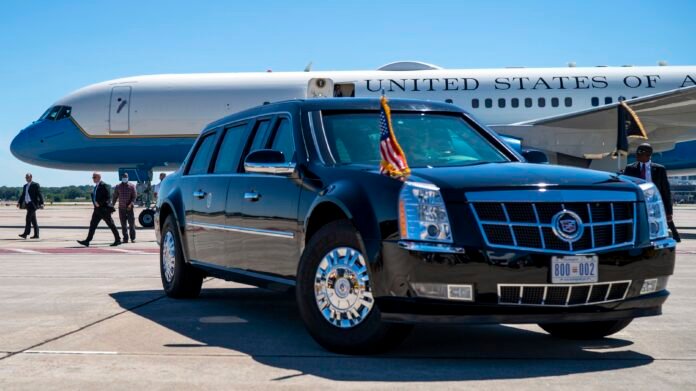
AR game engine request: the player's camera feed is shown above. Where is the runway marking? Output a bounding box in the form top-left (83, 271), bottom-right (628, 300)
top-left (25, 350), bottom-right (118, 355)
top-left (5, 248), bottom-right (45, 254)
top-left (0, 247), bottom-right (159, 255)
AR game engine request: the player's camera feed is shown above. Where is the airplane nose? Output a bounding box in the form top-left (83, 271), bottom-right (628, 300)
top-left (10, 122), bottom-right (43, 164)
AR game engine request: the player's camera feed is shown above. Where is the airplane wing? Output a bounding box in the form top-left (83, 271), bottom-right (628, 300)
top-left (491, 85), bottom-right (696, 159)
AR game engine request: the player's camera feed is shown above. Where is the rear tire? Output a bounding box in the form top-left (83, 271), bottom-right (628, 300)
top-left (296, 220), bottom-right (412, 354)
top-left (539, 319), bottom-right (633, 339)
top-left (160, 215), bottom-right (203, 298)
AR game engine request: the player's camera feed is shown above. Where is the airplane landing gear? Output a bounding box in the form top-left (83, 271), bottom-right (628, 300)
top-left (139, 209), bottom-right (155, 228)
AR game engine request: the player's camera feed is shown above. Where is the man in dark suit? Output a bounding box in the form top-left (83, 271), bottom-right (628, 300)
top-left (623, 143), bottom-right (680, 242)
top-left (77, 172), bottom-right (121, 247)
top-left (17, 173), bottom-right (43, 239)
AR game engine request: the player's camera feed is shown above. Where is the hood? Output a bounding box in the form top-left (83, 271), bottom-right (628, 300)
top-left (405, 162), bottom-right (639, 198)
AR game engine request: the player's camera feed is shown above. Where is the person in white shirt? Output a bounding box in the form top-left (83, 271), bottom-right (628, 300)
top-left (153, 173), bottom-right (167, 201)
top-left (17, 173), bottom-right (44, 239)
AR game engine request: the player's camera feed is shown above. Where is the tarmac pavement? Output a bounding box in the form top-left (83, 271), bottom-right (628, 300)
top-left (0, 205), bottom-right (695, 390)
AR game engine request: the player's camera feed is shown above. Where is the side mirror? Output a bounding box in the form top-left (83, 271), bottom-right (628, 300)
top-left (522, 149), bottom-right (549, 164)
top-left (244, 149), bottom-right (295, 175)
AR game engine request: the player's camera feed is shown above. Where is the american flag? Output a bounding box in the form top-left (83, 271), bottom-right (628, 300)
top-left (379, 96), bottom-right (410, 177)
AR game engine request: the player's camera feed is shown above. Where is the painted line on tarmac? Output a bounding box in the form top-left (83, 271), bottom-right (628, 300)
top-left (0, 293), bottom-right (167, 363)
top-left (25, 350), bottom-right (118, 355)
top-left (0, 247), bottom-right (158, 255)
top-left (4, 248), bottom-right (45, 254)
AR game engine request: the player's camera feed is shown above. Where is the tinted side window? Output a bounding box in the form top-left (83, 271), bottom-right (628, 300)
top-left (591, 97), bottom-right (599, 107)
top-left (538, 97), bottom-right (546, 107)
top-left (270, 118), bottom-right (295, 162)
top-left (214, 124), bottom-right (247, 173)
top-left (551, 97), bottom-right (559, 107)
top-left (525, 98), bottom-right (532, 108)
top-left (471, 98), bottom-right (479, 109)
top-left (187, 133), bottom-right (218, 175)
top-left (511, 98), bottom-right (519, 108)
top-left (249, 119), bottom-right (272, 151)
top-left (484, 98), bottom-right (492, 108)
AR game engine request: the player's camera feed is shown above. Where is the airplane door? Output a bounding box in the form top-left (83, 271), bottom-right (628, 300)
top-left (109, 86), bottom-right (132, 133)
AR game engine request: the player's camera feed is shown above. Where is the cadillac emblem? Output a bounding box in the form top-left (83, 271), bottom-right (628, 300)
top-left (551, 210), bottom-right (584, 243)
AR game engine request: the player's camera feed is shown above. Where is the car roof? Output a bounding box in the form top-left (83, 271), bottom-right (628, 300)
top-left (204, 98), bottom-right (466, 131)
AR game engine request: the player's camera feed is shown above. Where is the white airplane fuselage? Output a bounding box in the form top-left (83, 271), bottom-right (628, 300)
top-left (10, 64), bottom-right (696, 173)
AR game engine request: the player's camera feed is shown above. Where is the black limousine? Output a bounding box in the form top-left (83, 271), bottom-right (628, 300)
top-left (155, 98), bottom-right (675, 354)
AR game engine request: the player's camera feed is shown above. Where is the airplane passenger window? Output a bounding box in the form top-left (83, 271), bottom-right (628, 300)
top-left (618, 96), bottom-right (626, 102)
top-left (551, 98), bottom-right (559, 107)
top-left (511, 98), bottom-right (519, 108)
top-left (214, 124), bottom-right (248, 174)
top-left (187, 133), bottom-right (218, 175)
top-left (471, 99), bottom-right (479, 109)
top-left (525, 98), bottom-right (532, 108)
top-left (498, 98), bottom-right (506, 108)
top-left (565, 97), bottom-right (572, 107)
top-left (485, 99), bottom-right (492, 108)
top-left (538, 98), bottom-right (546, 108)
top-left (591, 97), bottom-right (599, 107)
top-left (270, 118), bottom-right (295, 162)
top-left (605, 97), bottom-right (613, 104)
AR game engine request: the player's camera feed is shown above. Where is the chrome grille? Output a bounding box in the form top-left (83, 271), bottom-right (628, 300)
top-left (470, 201), bottom-right (636, 254)
top-left (498, 281), bottom-right (631, 307)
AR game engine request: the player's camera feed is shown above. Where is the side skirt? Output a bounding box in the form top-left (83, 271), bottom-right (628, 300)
top-left (189, 259), bottom-right (296, 293)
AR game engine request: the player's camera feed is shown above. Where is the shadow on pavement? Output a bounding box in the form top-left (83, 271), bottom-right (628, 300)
top-left (111, 287), bottom-right (653, 382)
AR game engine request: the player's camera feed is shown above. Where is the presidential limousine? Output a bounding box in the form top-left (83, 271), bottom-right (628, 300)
top-left (155, 98), bottom-right (675, 354)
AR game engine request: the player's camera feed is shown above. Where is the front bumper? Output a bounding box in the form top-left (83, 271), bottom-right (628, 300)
top-left (372, 238), bottom-right (676, 324)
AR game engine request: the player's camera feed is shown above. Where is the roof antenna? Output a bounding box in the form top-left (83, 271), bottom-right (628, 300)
top-left (304, 61), bottom-right (313, 72)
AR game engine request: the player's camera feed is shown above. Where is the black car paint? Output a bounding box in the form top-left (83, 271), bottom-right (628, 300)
top-left (155, 98), bottom-right (675, 323)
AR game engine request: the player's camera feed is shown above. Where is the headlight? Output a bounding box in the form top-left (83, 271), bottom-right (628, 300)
top-left (640, 183), bottom-right (669, 240)
top-left (399, 181), bottom-right (452, 243)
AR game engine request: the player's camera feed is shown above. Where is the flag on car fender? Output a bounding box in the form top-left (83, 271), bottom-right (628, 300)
top-left (379, 96), bottom-right (410, 177)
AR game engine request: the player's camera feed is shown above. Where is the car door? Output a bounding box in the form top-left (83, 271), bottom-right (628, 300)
top-left (180, 131), bottom-right (218, 260)
top-left (240, 115), bottom-right (302, 277)
top-left (185, 130), bottom-right (229, 266)
top-left (210, 121), bottom-right (252, 269)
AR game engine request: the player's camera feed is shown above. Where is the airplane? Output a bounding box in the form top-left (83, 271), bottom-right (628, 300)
top-left (11, 61), bottom-right (696, 226)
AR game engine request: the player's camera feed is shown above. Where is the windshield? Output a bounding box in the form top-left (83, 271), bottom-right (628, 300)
top-left (320, 112), bottom-right (510, 167)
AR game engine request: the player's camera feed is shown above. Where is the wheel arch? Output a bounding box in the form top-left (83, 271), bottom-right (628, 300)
top-left (304, 182), bottom-right (382, 262)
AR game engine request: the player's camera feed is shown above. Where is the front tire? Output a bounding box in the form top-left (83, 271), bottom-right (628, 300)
top-left (160, 215), bottom-right (203, 298)
top-left (539, 319), bottom-right (633, 339)
top-left (139, 209), bottom-right (155, 228)
top-left (296, 220), bottom-right (412, 354)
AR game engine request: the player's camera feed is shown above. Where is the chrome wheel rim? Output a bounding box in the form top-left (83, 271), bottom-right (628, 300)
top-left (314, 247), bottom-right (374, 328)
top-left (162, 231), bottom-right (176, 283)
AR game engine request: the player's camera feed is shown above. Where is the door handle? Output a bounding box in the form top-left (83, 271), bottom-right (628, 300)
top-left (193, 190), bottom-right (206, 199)
top-left (244, 192), bottom-right (260, 202)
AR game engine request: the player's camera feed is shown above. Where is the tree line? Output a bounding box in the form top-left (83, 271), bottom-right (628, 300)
top-left (0, 185), bottom-right (101, 203)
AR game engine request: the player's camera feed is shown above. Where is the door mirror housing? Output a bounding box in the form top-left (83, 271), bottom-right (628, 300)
top-left (522, 149), bottom-right (549, 164)
top-left (244, 149), bottom-right (295, 175)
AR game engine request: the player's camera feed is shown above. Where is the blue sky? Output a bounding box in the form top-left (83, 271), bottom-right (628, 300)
top-left (1, 0), bottom-right (694, 186)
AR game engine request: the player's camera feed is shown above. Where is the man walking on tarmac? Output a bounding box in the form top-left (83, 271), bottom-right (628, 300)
top-left (17, 173), bottom-right (43, 239)
top-left (112, 172), bottom-right (137, 243)
top-left (77, 172), bottom-right (121, 247)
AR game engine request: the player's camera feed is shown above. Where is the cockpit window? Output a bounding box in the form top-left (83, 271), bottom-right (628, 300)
top-left (39, 106), bottom-right (72, 121)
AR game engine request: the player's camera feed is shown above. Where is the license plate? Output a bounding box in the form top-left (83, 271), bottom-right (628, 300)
top-left (551, 255), bottom-right (598, 283)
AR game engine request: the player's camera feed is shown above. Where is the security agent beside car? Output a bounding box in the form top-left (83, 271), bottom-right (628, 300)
top-left (155, 98), bottom-right (676, 354)
top-left (112, 172), bottom-right (137, 243)
top-left (17, 173), bottom-right (43, 239)
top-left (623, 143), bottom-right (681, 242)
top-left (77, 172), bottom-right (121, 247)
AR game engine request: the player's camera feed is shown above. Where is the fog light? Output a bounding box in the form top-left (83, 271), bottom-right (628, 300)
top-left (411, 283), bottom-right (474, 301)
top-left (640, 278), bottom-right (658, 295)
